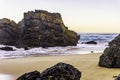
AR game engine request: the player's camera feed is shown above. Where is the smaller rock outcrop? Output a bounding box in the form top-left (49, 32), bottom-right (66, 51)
top-left (0, 18), bottom-right (18, 45)
top-left (99, 34), bottom-right (120, 68)
top-left (84, 41), bottom-right (97, 45)
top-left (17, 62), bottom-right (81, 80)
top-left (0, 47), bottom-right (14, 51)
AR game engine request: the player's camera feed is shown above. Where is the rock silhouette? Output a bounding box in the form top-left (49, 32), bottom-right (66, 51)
top-left (99, 34), bottom-right (120, 68)
top-left (0, 10), bottom-right (79, 48)
top-left (17, 62), bottom-right (81, 80)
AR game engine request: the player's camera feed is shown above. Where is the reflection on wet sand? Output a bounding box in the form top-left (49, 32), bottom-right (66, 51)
top-left (0, 74), bottom-right (15, 80)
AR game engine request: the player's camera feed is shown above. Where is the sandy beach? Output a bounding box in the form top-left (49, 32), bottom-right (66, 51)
top-left (0, 53), bottom-right (119, 80)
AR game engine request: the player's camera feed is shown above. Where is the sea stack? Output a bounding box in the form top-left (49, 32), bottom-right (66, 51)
top-left (18, 10), bottom-right (79, 48)
top-left (0, 10), bottom-right (79, 48)
top-left (99, 34), bottom-right (120, 68)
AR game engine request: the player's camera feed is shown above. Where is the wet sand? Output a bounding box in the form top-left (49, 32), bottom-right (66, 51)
top-left (0, 53), bottom-right (119, 80)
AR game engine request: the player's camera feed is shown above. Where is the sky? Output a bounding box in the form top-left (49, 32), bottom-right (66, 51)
top-left (0, 0), bottom-right (120, 33)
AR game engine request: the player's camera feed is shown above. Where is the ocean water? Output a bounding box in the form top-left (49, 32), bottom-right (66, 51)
top-left (79, 33), bottom-right (118, 44)
top-left (0, 33), bottom-right (118, 59)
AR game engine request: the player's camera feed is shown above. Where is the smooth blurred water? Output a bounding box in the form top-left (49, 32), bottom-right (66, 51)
top-left (79, 33), bottom-right (118, 44)
top-left (0, 33), bottom-right (118, 59)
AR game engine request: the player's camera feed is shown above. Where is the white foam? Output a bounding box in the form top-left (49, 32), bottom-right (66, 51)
top-left (0, 43), bottom-right (107, 59)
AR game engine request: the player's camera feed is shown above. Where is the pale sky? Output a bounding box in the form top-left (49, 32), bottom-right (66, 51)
top-left (0, 0), bottom-right (120, 33)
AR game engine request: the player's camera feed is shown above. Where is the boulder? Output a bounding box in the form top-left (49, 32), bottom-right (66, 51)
top-left (41, 62), bottom-right (81, 80)
top-left (18, 10), bottom-right (79, 48)
top-left (99, 34), bottom-right (120, 68)
top-left (84, 41), bottom-right (97, 45)
top-left (16, 62), bottom-right (81, 80)
top-left (0, 18), bottom-right (18, 45)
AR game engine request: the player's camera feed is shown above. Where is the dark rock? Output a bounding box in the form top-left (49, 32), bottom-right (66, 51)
top-left (85, 41), bottom-right (97, 45)
top-left (0, 46), bottom-right (14, 51)
top-left (115, 74), bottom-right (120, 80)
top-left (41, 62), bottom-right (81, 80)
top-left (18, 10), bottom-right (79, 48)
top-left (0, 18), bottom-right (18, 46)
top-left (17, 70), bottom-right (41, 80)
top-left (109, 34), bottom-right (120, 47)
top-left (0, 10), bottom-right (79, 48)
top-left (24, 46), bottom-right (29, 50)
top-left (16, 62), bottom-right (81, 80)
top-left (99, 34), bottom-right (120, 68)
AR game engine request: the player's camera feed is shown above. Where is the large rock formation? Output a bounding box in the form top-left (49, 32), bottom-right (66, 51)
top-left (99, 34), bottom-right (120, 68)
top-left (0, 10), bottom-right (79, 48)
top-left (0, 18), bottom-right (18, 45)
top-left (18, 10), bottom-right (79, 48)
top-left (17, 62), bottom-right (81, 80)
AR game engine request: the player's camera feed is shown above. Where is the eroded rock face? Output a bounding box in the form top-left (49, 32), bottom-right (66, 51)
top-left (18, 10), bottom-right (79, 47)
top-left (99, 34), bottom-right (120, 68)
top-left (0, 18), bottom-right (18, 45)
top-left (17, 62), bottom-right (81, 80)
